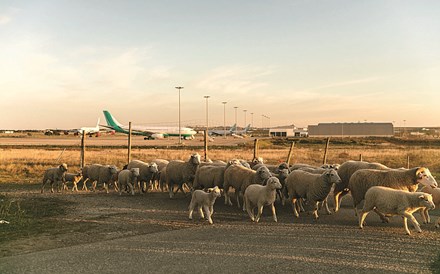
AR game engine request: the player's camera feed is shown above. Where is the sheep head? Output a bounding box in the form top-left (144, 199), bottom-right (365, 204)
top-left (266, 177), bottom-right (282, 190)
top-left (59, 163), bottom-right (68, 172)
top-left (324, 169), bottom-right (342, 185)
top-left (149, 163), bottom-right (159, 174)
top-left (418, 193), bottom-right (435, 210)
top-left (190, 153), bottom-right (201, 165)
top-left (256, 166), bottom-right (272, 181)
top-left (108, 166), bottom-right (118, 175)
top-left (416, 168), bottom-right (438, 188)
top-left (207, 186), bottom-right (222, 198)
top-left (130, 168), bottom-right (140, 177)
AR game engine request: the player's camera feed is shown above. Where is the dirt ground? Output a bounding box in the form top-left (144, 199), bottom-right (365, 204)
top-left (1, 183), bottom-right (439, 273)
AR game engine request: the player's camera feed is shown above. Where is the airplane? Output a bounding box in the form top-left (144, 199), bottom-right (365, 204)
top-left (102, 110), bottom-right (197, 140)
top-left (233, 124), bottom-right (252, 136)
top-left (75, 118), bottom-right (101, 136)
top-left (208, 124), bottom-right (237, 136)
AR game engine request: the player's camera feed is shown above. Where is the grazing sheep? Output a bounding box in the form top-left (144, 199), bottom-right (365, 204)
top-left (150, 159), bottom-right (169, 192)
top-left (223, 165), bottom-right (272, 209)
top-left (63, 172), bottom-right (82, 192)
top-left (244, 177), bottom-right (282, 222)
top-left (348, 167), bottom-right (438, 219)
top-left (285, 169), bottom-right (342, 220)
top-left (420, 186), bottom-right (440, 228)
top-left (81, 164), bottom-right (118, 193)
top-left (192, 160), bottom-right (240, 191)
top-left (41, 163), bottom-right (68, 193)
top-left (118, 168), bottom-right (140, 196)
top-left (359, 186), bottom-right (435, 235)
top-left (126, 160), bottom-right (159, 193)
top-left (166, 153), bottom-right (201, 198)
top-left (333, 160), bottom-right (389, 212)
top-left (188, 186), bottom-right (222, 224)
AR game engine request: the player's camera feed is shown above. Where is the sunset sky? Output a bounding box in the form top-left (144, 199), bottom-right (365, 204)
top-left (1, 1), bottom-right (439, 129)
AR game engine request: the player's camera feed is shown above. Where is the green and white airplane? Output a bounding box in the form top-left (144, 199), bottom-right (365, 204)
top-left (102, 110), bottom-right (197, 140)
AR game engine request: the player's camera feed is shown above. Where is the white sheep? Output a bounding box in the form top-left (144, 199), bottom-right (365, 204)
top-left (150, 159), bottom-right (169, 191)
top-left (118, 168), bottom-right (140, 196)
top-left (192, 159), bottom-right (241, 191)
top-left (166, 153), bottom-right (201, 198)
top-left (188, 186), bottom-right (222, 224)
top-left (223, 165), bottom-right (272, 209)
top-left (420, 186), bottom-right (440, 228)
top-left (348, 167), bottom-right (438, 220)
top-left (285, 169), bottom-right (342, 220)
top-left (81, 164), bottom-right (118, 193)
top-left (41, 163), bottom-right (68, 193)
top-left (63, 172), bottom-right (82, 192)
top-left (359, 186), bottom-right (435, 235)
top-left (126, 160), bottom-right (159, 193)
top-left (333, 160), bottom-right (389, 212)
top-left (244, 177), bottom-right (282, 223)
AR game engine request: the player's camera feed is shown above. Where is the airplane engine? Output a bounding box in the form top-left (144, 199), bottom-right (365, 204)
top-left (151, 133), bottom-right (164, 139)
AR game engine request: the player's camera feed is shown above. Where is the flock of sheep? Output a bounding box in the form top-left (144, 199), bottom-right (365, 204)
top-left (40, 153), bottom-right (440, 235)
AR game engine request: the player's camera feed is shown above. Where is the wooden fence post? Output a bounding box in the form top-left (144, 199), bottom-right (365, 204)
top-left (80, 133), bottom-right (86, 169)
top-left (359, 154), bottom-right (363, 162)
top-left (253, 139), bottom-right (259, 160)
top-left (128, 122), bottom-right (132, 164)
top-left (407, 154), bottom-right (410, 169)
top-left (322, 137), bottom-right (330, 165)
top-left (286, 141), bottom-right (295, 165)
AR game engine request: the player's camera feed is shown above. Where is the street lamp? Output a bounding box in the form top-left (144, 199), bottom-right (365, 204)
top-left (175, 86), bottom-right (184, 144)
top-left (234, 107), bottom-right (238, 133)
top-left (222, 102), bottom-right (227, 138)
top-left (243, 110), bottom-right (247, 127)
top-left (204, 96), bottom-right (210, 135)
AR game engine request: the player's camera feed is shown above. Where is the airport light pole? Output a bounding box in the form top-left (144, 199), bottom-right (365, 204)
top-left (204, 95), bottom-right (210, 135)
top-left (234, 106), bottom-right (238, 133)
top-left (250, 112), bottom-right (254, 128)
top-left (243, 110), bottom-right (247, 127)
top-left (222, 101), bottom-right (227, 138)
top-left (175, 86), bottom-right (184, 144)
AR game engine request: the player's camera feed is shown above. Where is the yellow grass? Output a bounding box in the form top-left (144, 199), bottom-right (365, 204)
top-left (1, 144), bottom-right (440, 184)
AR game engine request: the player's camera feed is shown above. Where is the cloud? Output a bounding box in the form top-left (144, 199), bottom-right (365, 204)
top-left (194, 64), bottom-right (274, 95)
top-left (0, 15), bottom-right (11, 25)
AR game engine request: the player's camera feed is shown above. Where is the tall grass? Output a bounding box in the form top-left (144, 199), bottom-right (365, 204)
top-left (1, 143), bottom-right (440, 183)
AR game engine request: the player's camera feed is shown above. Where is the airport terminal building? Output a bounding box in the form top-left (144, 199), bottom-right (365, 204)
top-left (308, 122), bottom-right (394, 137)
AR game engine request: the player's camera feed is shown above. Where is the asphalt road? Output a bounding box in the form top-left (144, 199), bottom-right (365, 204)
top-left (0, 201), bottom-right (439, 274)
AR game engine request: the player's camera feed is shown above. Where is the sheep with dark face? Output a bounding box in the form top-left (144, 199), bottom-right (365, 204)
top-left (285, 169), bottom-right (342, 220)
top-left (223, 165), bottom-right (272, 209)
top-left (126, 160), bottom-right (159, 193)
top-left (359, 186), bottom-right (435, 235)
top-left (41, 163), bottom-right (68, 193)
top-left (166, 153), bottom-right (201, 198)
top-left (244, 177), bottom-right (282, 223)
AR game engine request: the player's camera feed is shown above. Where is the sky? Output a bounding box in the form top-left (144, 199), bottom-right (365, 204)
top-left (1, 0), bottom-right (440, 130)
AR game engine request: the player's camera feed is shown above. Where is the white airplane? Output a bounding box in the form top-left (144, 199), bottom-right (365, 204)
top-left (103, 110), bottom-right (197, 140)
top-left (75, 118), bottom-right (101, 136)
top-left (209, 124), bottom-right (237, 136)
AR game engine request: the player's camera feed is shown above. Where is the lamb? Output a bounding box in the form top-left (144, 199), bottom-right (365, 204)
top-left (223, 165), bottom-right (272, 209)
top-left (359, 186), bottom-right (435, 235)
top-left (348, 167), bottom-right (438, 219)
top-left (166, 153), bottom-right (201, 198)
top-left (285, 169), bottom-right (342, 220)
top-left (188, 186), bottom-right (222, 224)
top-left (81, 164), bottom-right (118, 193)
top-left (244, 177), bottom-right (282, 222)
top-left (333, 160), bottom-right (389, 212)
top-left (41, 163), bottom-right (68, 193)
top-left (63, 172), bottom-right (83, 192)
top-left (126, 160), bottom-right (159, 193)
top-left (118, 168), bottom-right (140, 196)
top-left (419, 186), bottom-right (440, 228)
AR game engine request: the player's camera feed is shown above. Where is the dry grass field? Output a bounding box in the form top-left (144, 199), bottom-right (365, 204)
top-left (1, 135), bottom-right (440, 272)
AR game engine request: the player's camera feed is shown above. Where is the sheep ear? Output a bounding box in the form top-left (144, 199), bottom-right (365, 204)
top-left (418, 195), bottom-right (425, 199)
top-left (207, 188), bottom-right (214, 193)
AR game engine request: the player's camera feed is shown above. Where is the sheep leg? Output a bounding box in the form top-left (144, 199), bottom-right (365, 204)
top-left (271, 203), bottom-right (277, 223)
top-left (50, 181), bottom-right (55, 193)
top-left (298, 198), bottom-right (305, 212)
top-left (168, 182), bottom-right (174, 199)
top-left (435, 217), bottom-right (440, 229)
top-left (127, 182), bottom-right (135, 196)
top-left (359, 210), bottom-right (369, 229)
top-left (333, 191), bottom-right (342, 212)
top-left (103, 182), bottom-right (109, 194)
top-left (291, 197), bottom-right (299, 218)
top-left (235, 192), bottom-right (241, 209)
top-left (92, 181), bottom-right (97, 192)
top-left (209, 205), bottom-right (214, 217)
top-left (323, 198), bottom-right (332, 215)
top-left (402, 216), bottom-right (411, 235)
top-left (224, 188), bottom-right (233, 206)
top-left (203, 206), bottom-right (213, 224)
top-left (198, 206), bottom-right (205, 219)
top-left (373, 208), bottom-right (389, 223)
top-left (402, 212), bottom-right (421, 233)
top-left (81, 178), bottom-right (89, 191)
top-left (41, 179), bottom-right (50, 193)
top-left (188, 207), bottom-right (194, 220)
top-left (421, 208), bottom-right (430, 224)
top-left (312, 201), bottom-right (320, 220)
top-left (255, 205), bottom-right (264, 223)
top-left (118, 182), bottom-right (123, 195)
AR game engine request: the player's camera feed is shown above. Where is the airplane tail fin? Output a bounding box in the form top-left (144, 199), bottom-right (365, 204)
top-left (103, 111), bottom-right (124, 130)
top-left (230, 123), bottom-right (237, 132)
top-left (96, 118), bottom-right (101, 128)
top-left (244, 124), bottom-right (251, 133)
